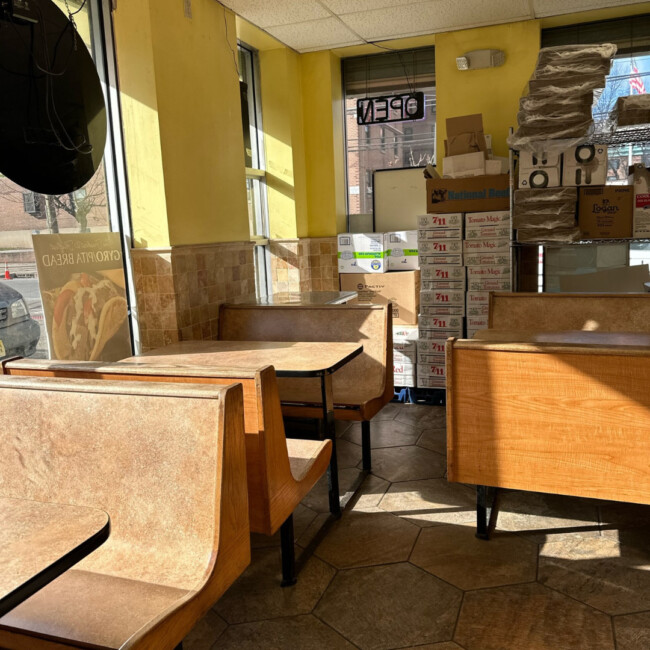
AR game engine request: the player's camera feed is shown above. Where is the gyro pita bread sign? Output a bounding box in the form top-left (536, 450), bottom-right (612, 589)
top-left (32, 233), bottom-right (132, 362)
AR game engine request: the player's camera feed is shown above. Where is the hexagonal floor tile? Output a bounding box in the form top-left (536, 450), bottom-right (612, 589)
top-left (182, 609), bottom-right (227, 650)
top-left (251, 503), bottom-right (318, 549)
top-left (315, 510), bottom-right (420, 569)
top-left (394, 404), bottom-right (446, 429)
top-left (379, 478), bottom-right (475, 527)
top-left (496, 490), bottom-right (600, 543)
top-left (602, 526), bottom-right (650, 554)
top-left (614, 610), bottom-right (650, 650)
top-left (216, 614), bottom-right (355, 649)
top-left (368, 446), bottom-right (446, 483)
top-left (343, 419), bottom-right (422, 448)
top-left (599, 500), bottom-right (650, 530)
top-left (411, 525), bottom-right (538, 590)
top-left (336, 438), bottom-right (362, 469)
top-left (454, 582), bottom-right (614, 650)
top-left (214, 548), bottom-right (335, 624)
top-left (371, 403), bottom-right (402, 421)
top-left (300, 467), bottom-right (365, 513)
top-left (539, 537), bottom-right (650, 615)
top-left (315, 563), bottom-right (462, 650)
top-left (416, 427), bottom-right (447, 455)
top-left (350, 473), bottom-right (390, 511)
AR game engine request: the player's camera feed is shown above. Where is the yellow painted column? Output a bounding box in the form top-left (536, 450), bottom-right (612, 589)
top-left (435, 20), bottom-right (541, 167)
top-left (301, 51), bottom-right (346, 237)
top-left (113, 0), bottom-right (249, 247)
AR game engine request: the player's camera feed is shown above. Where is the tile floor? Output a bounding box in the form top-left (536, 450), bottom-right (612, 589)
top-left (183, 402), bottom-right (650, 650)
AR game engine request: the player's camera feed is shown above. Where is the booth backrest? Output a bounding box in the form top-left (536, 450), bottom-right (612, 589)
top-left (489, 292), bottom-right (650, 333)
top-left (218, 304), bottom-right (393, 403)
top-left (0, 374), bottom-right (249, 648)
top-left (1, 359), bottom-right (294, 534)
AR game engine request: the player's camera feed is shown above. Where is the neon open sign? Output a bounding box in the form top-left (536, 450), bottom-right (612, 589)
top-left (356, 91), bottom-right (425, 125)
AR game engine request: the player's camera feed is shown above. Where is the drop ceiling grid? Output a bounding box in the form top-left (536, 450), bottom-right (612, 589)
top-left (532, 0), bottom-right (649, 17)
top-left (266, 17), bottom-right (364, 52)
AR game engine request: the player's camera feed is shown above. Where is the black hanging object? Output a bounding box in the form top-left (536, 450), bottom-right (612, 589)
top-left (0, 0), bottom-right (107, 194)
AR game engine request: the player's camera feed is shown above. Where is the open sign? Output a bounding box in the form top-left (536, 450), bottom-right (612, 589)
top-left (356, 92), bottom-right (425, 125)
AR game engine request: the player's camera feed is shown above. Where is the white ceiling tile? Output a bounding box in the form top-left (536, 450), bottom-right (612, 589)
top-left (319, 0), bottom-right (422, 14)
top-left (220, 0), bottom-right (330, 28)
top-left (342, 0), bottom-right (533, 41)
top-left (533, 0), bottom-right (649, 18)
top-left (266, 17), bottom-right (364, 52)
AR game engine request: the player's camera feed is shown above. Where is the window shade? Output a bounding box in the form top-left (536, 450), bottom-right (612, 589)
top-left (343, 47), bottom-right (435, 95)
top-left (542, 15), bottom-right (650, 55)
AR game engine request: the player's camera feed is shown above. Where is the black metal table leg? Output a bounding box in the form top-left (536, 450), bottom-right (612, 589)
top-left (476, 485), bottom-right (499, 540)
top-left (361, 420), bottom-right (371, 472)
top-left (280, 515), bottom-right (297, 587)
top-left (321, 371), bottom-right (341, 518)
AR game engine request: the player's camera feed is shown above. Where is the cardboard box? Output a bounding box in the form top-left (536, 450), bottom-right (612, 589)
top-left (418, 339), bottom-right (447, 355)
top-left (445, 114), bottom-right (488, 156)
top-left (418, 239), bottom-right (463, 255)
top-left (419, 328), bottom-right (463, 340)
top-left (385, 231), bottom-right (419, 271)
top-left (393, 340), bottom-right (417, 364)
top-left (427, 175), bottom-right (510, 214)
top-left (419, 304), bottom-right (465, 316)
top-left (419, 253), bottom-right (463, 267)
top-left (421, 277), bottom-right (466, 291)
top-left (418, 213), bottom-right (463, 229)
top-left (466, 291), bottom-right (490, 306)
top-left (578, 186), bottom-right (633, 239)
top-left (467, 316), bottom-right (488, 331)
top-left (338, 233), bottom-right (386, 273)
top-left (394, 361), bottom-right (416, 386)
top-left (394, 372), bottom-right (416, 387)
top-left (443, 151), bottom-right (486, 179)
top-left (465, 210), bottom-right (510, 227)
top-left (465, 224), bottom-right (511, 239)
top-left (417, 351), bottom-right (446, 364)
top-left (417, 375), bottom-right (447, 389)
top-left (393, 324), bottom-right (418, 341)
top-left (420, 265), bottom-right (466, 282)
top-left (419, 314), bottom-right (464, 330)
top-left (562, 145), bottom-right (607, 186)
top-left (417, 363), bottom-right (447, 379)
top-left (485, 159), bottom-right (505, 175)
top-left (463, 238), bottom-right (510, 253)
top-left (467, 278), bottom-right (512, 291)
top-left (418, 228), bottom-right (463, 241)
top-left (518, 150), bottom-right (562, 189)
top-left (629, 164), bottom-right (650, 238)
top-left (464, 252), bottom-right (511, 266)
top-left (466, 265), bottom-right (510, 279)
top-left (420, 289), bottom-right (465, 306)
top-left (341, 270), bottom-right (420, 325)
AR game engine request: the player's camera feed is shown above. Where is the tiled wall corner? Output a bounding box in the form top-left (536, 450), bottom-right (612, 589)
top-left (269, 237), bottom-right (338, 293)
top-left (132, 242), bottom-right (256, 351)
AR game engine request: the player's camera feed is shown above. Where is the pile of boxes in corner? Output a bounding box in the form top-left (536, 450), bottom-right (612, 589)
top-left (509, 43), bottom-right (650, 243)
top-left (337, 112), bottom-right (512, 391)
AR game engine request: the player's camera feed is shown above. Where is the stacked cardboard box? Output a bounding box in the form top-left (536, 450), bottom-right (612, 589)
top-left (417, 213), bottom-right (464, 388)
top-left (393, 325), bottom-right (418, 388)
top-left (464, 210), bottom-right (512, 338)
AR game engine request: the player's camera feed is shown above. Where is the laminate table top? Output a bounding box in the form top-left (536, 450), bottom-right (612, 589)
top-left (232, 291), bottom-right (358, 306)
top-left (0, 497), bottom-right (110, 617)
top-left (122, 340), bottom-right (363, 377)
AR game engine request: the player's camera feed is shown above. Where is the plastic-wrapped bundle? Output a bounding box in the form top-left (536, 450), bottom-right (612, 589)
top-left (520, 92), bottom-right (593, 113)
top-left (516, 227), bottom-right (582, 242)
top-left (527, 74), bottom-right (607, 97)
top-left (612, 94), bottom-right (650, 127)
top-left (514, 187), bottom-right (577, 205)
top-left (516, 108), bottom-right (592, 128)
top-left (513, 212), bottom-right (577, 229)
top-left (513, 200), bottom-right (577, 219)
top-left (532, 58), bottom-right (612, 79)
top-left (535, 44), bottom-right (618, 67)
top-left (508, 124), bottom-right (594, 152)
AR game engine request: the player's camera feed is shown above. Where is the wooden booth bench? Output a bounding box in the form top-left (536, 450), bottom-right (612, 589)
top-left (0, 375), bottom-right (250, 650)
top-left (2, 358), bottom-right (332, 587)
top-left (448, 291), bottom-right (650, 538)
top-left (218, 303), bottom-right (394, 472)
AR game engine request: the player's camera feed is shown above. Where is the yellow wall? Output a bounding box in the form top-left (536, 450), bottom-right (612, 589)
top-left (114, 0), bottom-right (248, 248)
top-left (435, 20), bottom-right (541, 167)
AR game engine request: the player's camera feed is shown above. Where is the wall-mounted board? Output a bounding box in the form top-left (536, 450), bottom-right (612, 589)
top-left (373, 167), bottom-right (427, 232)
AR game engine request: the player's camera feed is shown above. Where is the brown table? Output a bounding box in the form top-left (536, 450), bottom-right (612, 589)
top-left (233, 291), bottom-right (358, 306)
top-left (123, 340), bottom-right (363, 516)
top-left (0, 497), bottom-right (110, 617)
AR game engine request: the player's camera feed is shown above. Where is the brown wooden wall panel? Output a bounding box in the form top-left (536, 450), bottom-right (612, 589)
top-left (448, 343), bottom-right (650, 505)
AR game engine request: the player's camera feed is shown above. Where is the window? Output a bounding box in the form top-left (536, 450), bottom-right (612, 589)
top-left (343, 47), bottom-right (436, 225)
top-left (238, 43), bottom-right (270, 297)
top-left (0, 0), bottom-right (133, 358)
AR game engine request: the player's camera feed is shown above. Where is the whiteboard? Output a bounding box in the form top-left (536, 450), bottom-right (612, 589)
top-left (373, 167), bottom-right (427, 232)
